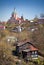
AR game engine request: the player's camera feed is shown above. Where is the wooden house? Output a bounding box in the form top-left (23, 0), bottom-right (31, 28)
top-left (16, 40), bottom-right (38, 60)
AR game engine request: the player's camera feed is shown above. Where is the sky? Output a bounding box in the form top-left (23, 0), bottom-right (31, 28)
top-left (0, 0), bottom-right (44, 21)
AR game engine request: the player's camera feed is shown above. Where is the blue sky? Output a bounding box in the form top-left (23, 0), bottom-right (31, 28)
top-left (0, 0), bottom-right (44, 21)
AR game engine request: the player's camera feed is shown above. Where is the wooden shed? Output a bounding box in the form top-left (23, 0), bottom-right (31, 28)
top-left (16, 39), bottom-right (38, 60)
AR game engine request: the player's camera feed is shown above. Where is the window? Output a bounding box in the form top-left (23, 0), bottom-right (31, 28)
top-left (32, 51), bottom-right (34, 54)
top-left (35, 51), bottom-right (37, 54)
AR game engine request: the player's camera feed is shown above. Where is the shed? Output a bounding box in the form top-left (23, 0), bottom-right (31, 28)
top-left (16, 39), bottom-right (38, 60)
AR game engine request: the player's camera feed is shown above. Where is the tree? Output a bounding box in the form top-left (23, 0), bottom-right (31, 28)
top-left (31, 24), bottom-right (44, 54)
top-left (0, 43), bottom-right (16, 65)
top-left (33, 15), bottom-right (38, 22)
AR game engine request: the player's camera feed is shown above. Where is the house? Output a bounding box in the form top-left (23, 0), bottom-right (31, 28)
top-left (11, 26), bottom-right (24, 32)
top-left (0, 25), bottom-right (5, 30)
top-left (16, 40), bottom-right (38, 60)
top-left (11, 27), bottom-right (18, 32)
top-left (30, 19), bottom-right (44, 25)
top-left (37, 19), bottom-right (44, 24)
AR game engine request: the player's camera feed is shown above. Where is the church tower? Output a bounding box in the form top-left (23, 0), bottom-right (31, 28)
top-left (12, 8), bottom-right (17, 19)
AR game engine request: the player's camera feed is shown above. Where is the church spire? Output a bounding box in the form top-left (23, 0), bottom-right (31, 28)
top-left (12, 8), bottom-right (17, 19)
top-left (13, 8), bottom-right (16, 14)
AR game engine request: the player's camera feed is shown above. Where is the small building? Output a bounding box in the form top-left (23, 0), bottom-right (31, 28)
top-left (11, 26), bottom-right (24, 32)
top-left (16, 40), bottom-right (38, 60)
top-left (0, 25), bottom-right (5, 30)
top-left (37, 19), bottom-right (44, 24)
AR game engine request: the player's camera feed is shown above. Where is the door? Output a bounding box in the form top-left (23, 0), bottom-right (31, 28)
top-left (22, 51), bottom-right (27, 58)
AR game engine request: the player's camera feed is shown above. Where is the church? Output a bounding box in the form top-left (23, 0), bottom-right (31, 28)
top-left (7, 8), bottom-right (24, 24)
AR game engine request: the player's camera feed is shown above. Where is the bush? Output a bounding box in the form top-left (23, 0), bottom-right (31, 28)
top-left (0, 43), bottom-right (16, 65)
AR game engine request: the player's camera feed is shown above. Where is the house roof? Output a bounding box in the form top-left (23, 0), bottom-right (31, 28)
top-left (16, 17), bottom-right (21, 20)
top-left (17, 39), bottom-right (38, 52)
top-left (17, 39), bottom-right (31, 46)
top-left (29, 45), bottom-right (38, 51)
top-left (23, 45), bottom-right (38, 52)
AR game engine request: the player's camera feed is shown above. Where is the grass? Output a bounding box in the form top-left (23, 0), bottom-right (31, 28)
top-left (0, 22), bottom-right (44, 65)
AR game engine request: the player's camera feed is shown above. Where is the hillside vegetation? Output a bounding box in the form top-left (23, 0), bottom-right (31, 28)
top-left (0, 21), bottom-right (44, 65)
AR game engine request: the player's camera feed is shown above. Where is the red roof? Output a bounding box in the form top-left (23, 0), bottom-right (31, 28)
top-left (0, 26), bottom-right (4, 28)
top-left (16, 17), bottom-right (21, 20)
top-left (29, 45), bottom-right (38, 51)
top-left (17, 39), bottom-right (38, 51)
